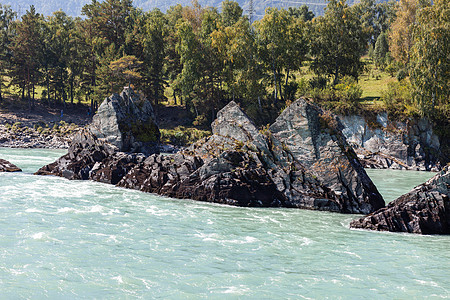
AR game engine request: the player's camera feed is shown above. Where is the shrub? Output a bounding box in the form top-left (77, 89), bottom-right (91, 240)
top-left (160, 126), bottom-right (211, 146)
top-left (334, 76), bottom-right (363, 103)
top-left (381, 80), bottom-right (416, 119)
top-left (396, 68), bottom-right (408, 81)
top-left (193, 114), bottom-right (207, 127)
top-left (309, 76), bottom-right (328, 89)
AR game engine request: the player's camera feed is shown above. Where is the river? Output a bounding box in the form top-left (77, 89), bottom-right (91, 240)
top-left (0, 148), bottom-right (449, 299)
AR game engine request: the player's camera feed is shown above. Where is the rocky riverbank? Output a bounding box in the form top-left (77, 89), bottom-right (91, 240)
top-left (0, 122), bottom-right (81, 149)
top-left (36, 91), bottom-right (385, 214)
top-left (0, 101), bottom-right (90, 149)
top-left (340, 113), bottom-right (444, 171)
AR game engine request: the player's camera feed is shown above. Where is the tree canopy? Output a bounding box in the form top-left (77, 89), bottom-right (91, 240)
top-left (0, 0), bottom-right (447, 122)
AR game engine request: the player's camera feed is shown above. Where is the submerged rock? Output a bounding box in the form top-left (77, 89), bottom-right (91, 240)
top-left (0, 159), bottom-right (21, 172)
top-left (37, 98), bottom-right (385, 213)
top-left (350, 166), bottom-right (450, 234)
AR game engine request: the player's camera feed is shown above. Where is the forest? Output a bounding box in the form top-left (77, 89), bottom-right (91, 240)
top-left (2, 0), bottom-right (332, 19)
top-left (0, 0), bottom-right (448, 127)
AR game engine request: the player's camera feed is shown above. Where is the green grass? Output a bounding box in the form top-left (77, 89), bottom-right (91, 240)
top-left (294, 59), bottom-right (396, 108)
top-left (359, 68), bottom-right (396, 100)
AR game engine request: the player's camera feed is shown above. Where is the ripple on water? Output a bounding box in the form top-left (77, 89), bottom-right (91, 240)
top-left (0, 148), bottom-right (449, 299)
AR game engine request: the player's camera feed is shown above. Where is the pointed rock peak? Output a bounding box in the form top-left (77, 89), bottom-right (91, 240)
top-left (269, 97), bottom-right (384, 214)
top-left (273, 98), bottom-right (317, 126)
top-left (211, 101), bottom-right (260, 143)
top-left (89, 88), bottom-right (159, 155)
top-left (120, 86), bottom-right (140, 104)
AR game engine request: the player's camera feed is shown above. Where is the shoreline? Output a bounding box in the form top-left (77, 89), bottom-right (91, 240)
top-left (0, 101), bottom-right (90, 149)
top-left (0, 123), bottom-right (79, 149)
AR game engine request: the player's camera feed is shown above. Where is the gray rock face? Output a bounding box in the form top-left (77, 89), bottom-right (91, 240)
top-left (339, 114), bottom-right (442, 171)
top-left (89, 87), bottom-right (160, 155)
top-left (350, 166), bottom-right (450, 234)
top-left (174, 100), bottom-right (383, 213)
top-left (36, 99), bottom-right (384, 214)
top-left (0, 159), bottom-right (21, 172)
top-left (269, 100), bottom-right (384, 213)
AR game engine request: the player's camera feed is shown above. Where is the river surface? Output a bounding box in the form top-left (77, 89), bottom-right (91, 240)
top-left (0, 148), bottom-right (449, 299)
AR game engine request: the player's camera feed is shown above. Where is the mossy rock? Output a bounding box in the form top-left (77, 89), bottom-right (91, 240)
top-left (121, 120), bottom-right (160, 144)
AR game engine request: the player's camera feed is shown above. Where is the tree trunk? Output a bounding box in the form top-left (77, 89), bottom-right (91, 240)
top-left (278, 71), bottom-right (284, 103)
top-left (284, 69), bottom-right (290, 100)
top-left (70, 79), bottom-right (74, 104)
top-left (272, 62), bottom-right (277, 104)
top-left (21, 83), bottom-right (25, 100)
top-left (32, 84), bottom-right (35, 111)
top-left (91, 98), bottom-right (96, 115)
top-left (27, 67), bottom-right (31, 110)
top-left (46, 67), bottom-right (50, 107)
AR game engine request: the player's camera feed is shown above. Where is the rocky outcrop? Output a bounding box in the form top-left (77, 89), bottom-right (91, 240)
top-left (269, 101), bottom-right (384, 213)
top-left (37, 98), bottom-right (385, 214)
top-left (36, 129), bottom-right (115, 180)
top-left (350, 166), bottom-right (450, 234)
top-left (35, 129), bottom-right (145, 184)
top-left (339, 114), bottom-right (442, 171)
top-left (0, 159), bottom-right (21, 172)
top-left (89, 87), bottom-right (160, 155)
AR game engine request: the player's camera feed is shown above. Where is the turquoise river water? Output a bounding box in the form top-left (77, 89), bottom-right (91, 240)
top-left (0, 148), bottom-right (449, 299)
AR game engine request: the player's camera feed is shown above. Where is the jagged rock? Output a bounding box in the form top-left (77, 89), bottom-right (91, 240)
top-left (118, 150), bottom-right (287, 207)
top-left (89, 152), bottom-right (146, 184)
top-left (35, 129), bottom-right (145, 185)
top-left (0, 159), bottom-right (21, 172)
top-left (36, 129), bottom-right (115, 180)
top-left (89, 87), bottom-right (160, 155)
top-left (350, 166), bottom-right (450, 234)
top-left (36, 98), bottom-right (385, 213)
top-left (268, 100), bottom-right (384, 213)
top-left (118, 100), bottom-right (383, 212)
top-left (339, 113), bottom-right (444, 171)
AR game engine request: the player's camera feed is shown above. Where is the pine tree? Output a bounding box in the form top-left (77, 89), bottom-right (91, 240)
top-left (374, 32), bottom-right (389, 69)
top-left (9, 5), bottom-right (43, 109)
top-left (0, 5), bottom-right (16, 102)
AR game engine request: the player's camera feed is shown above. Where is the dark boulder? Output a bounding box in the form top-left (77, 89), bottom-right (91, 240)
top-left (0, 159), bottom-right (21, 172)
top-left (36, 129), bottom-right (114, 180)
top-left (350, 166), bottom-right (450, 234)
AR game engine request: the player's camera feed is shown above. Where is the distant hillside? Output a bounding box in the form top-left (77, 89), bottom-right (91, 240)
top-left (2, 0), bottom-right (331, 18)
